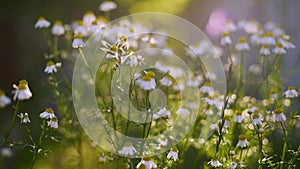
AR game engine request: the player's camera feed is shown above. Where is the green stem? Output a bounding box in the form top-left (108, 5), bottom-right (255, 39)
top-left (53, 36), bottom-right (59, 57)
top-left (256, 126), bottom-right (263, 169)
top-left (237, 51), bottom-right (245, 95)
top-left (4, 101), bottom-right (21, 145)
top-left (25, 125), bottom-right (35, 145)
top-left (29, 119), bottom-right (47, 169)
top-left (216, 96), bottom-right (229, 153)
top-left (78, 48), bottom-right (90, 68)
top-left (104, 11), bottom-right (111, 22)
top-left (280, 121), bottom-right (288, 169)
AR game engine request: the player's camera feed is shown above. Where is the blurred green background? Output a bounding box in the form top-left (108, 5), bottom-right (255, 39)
top-left (1, 0), bottom-right (300, 168)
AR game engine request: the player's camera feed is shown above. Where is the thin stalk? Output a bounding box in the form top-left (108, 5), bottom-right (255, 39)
top-left (29, 119), bottom-right (47, 169)
top-left (280, 121), bottom-right (288, 169)
top-left (4, 101), bottom-right (21, 145)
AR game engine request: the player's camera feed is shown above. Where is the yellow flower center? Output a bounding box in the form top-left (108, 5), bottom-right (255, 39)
top-left (171, 147), bottom-right (178, 152)
top-left (120, 36), bottom-right (128, 42)
top-left (19, 79), bottom-right (28, 85)
top-left (92, 20), bottom-right (98, 25)
top-left (235, 110), bottom-right (242, 115)
top-left (18, 84), bottom-right (27, 90)
top-left (97, 16), bottom-right (106, 22)
top-left (266, 32), bottom-right (274, 37)
top-left (274, 108), bottom-right (283, 114)
top-left (204, 81), bottom-right (211, 86)
top-left (142, 75), bottom-right (152, 81)
top-left (46, 108), bottom-right (54, 114)
top-left (54, 20), bottom-right (63, 25)
top-left (252, 113), bottom-right (260, 119)
top-left (124, 141), bottom-right (132, 147)
top-left (288, 86), bottom-right (296, 90)
top-left (224, 115), bottom-right (231, 121)
top-left (142, 157), bottom-right (151, 161)
top-left (111, 45), bottom-right (118, 51)
top-left (137, 164), bottom-right (146, 169)
top-left (276, 42), bottom-right (283, 48)
top-left (38, 16), bottom-right (46, 21)
top-left (17, 80), bottom-right (28, 90)
top-left (74, 34), bottom-right (83, 39)
top-left (262, 44), bottom-right (269, 49)
top-left (146, 71), bottom-right (155, 78)
top-left (46, 61), bottom-right (55, 66)
top-left (238, 134), bottom-right (246, 140)
top-left (51, 116), bottom-right (58, 122)
top-left (85, 10), bottom-right (94, 15)
top-left (221, 32), bottom-right (229, 37)
top-left (233, 158), bottom-right (240, 163)
top-left (77, 20), bottom-right (84, 26)
top-left (238, 37), bottom-right (247, 43)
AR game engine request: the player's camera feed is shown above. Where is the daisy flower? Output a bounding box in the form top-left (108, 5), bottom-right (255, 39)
top-left (244, 19), bottom-right (260, 34)
top-left (235, 37), bottom-right (250, 51)
top-left (200, 82), bottom-right (214, 95)
top-left (98, 153), bottom-right (107, 162)
top-left (223, 20), bottom-right (237, 32)
top-left (208, 158), bottom-right (222, 167)
top-left (202, 96), bottom-right (216, 106)
top-left (98, 152), bottom-right (113, 162)
top-left (72, 34), bottom-right (85, 48)
top-left (248, 104), bottom-right (258, 114)
top-left (272, 42), bottom-right (286, 54)
top-left (100, 40), bottom-right (119, 60)
top-left (153, 107), bottom-right (171, 120)
top-left (82, 10), bottom-right (96, 26)
top-left (260, 45), bottom-right (271, 55)
top-left (223, 116), bottom-right (231, 128)
top-left (44, 61), bottom-right (62, 74)
top-left (248, 64), bottom-right (261, 75)
top-left (234, 110), bottom-right (243, 123)
top-left (51, 20), bottom-right (65, 36)
top-left (227, 93), bottom-right (236, 104)
top-left (73, 20), bottom-right (88, 36)
top-left (270, 91), bottom-right (278, 100)
top-left (272, 108), bottom-right (286, 122)
top-left (34, 16), bottom-right (51, 29)
top-left (186, 79), bottom-right (200, 87)
top-left (90, 20), bottom-right (104, 34)
top-left (220, 32), bottom-right (232, 46)
top-left (18, 112), bottom-right (30, 124)
top-left (283, 86), bottom-right (298, 98)
top-left (167, 147), bottom-right (179, 161)
top-left (40, 108), bottom-right (56, 119)
top-left (159, 75), bottom-right (172, 86)
top-left (120, 141), bottom-right (137, 156)
top-left (99, 1), bottom-right (117, 12)
top-left (12, 79), bottom-right (32, 101)
top-left (176, 108), bottom-right (190, 117)
top-left (237, 134), bottom-right (249, 148)
top-left (278, 36), bottom-right (295, 49)
top-left (48, 116), bottom-right (59, 129)
top-left (230, 158), bottom-right (245, 169)
top-left (0, 148), bottom-right (12, 158)
top-left (259, 32), bottom-right (275, 45)
top-left (0, 89), bottom-right (11, 108)
top-left (136, 71), bottom-right (156, 91)
top-left (252, 110), bottom-right (263, 126)
top-left (136, 157), bottom-right (157, 169)
top-left (186, 101), bottom-right (198, 109)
